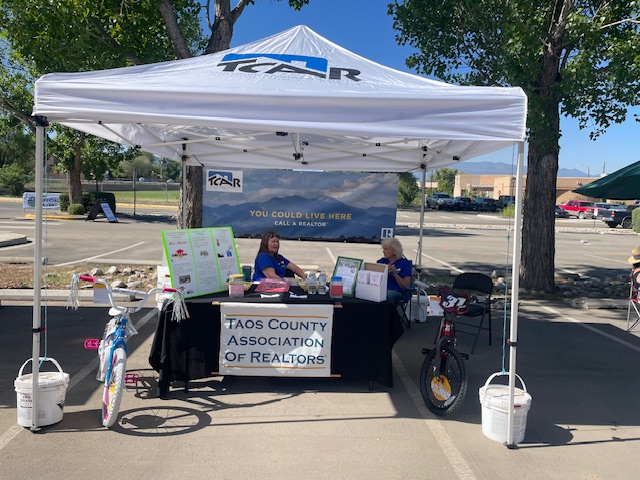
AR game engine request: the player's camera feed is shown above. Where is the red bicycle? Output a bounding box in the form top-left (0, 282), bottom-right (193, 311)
top-left (420, 287), bottom-right (470, 416)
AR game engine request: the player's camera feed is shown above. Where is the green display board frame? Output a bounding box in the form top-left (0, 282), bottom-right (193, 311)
top-left (332, 256), bottom-right (363, 297)
top-left (161, 227), bottom-right (240, 298)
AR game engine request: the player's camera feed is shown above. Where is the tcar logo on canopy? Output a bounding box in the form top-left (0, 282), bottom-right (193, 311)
top-left (217, 53), bottom-right (361, 81)
top-left (206, 170), bottom-right (243, 193)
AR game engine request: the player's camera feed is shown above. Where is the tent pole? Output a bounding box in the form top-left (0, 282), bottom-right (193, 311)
top-left (181, 143), bottom-right (187, 229)
top-left (31, 119), bottom-right (47, 431)
top-left (506, 141), bottom-right (525, 447)
top-left (417, 163), bottom-right (426, 270)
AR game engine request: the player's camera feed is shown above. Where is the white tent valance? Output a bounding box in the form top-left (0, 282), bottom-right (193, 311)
top-left (34, 25), bottom-right (526, 172)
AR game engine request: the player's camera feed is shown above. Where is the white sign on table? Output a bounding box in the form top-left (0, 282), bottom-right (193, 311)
top-left (219, 303), bottom-right (334, 377)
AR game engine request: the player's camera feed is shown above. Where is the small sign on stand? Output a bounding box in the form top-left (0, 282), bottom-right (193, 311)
top-left (86, 200), bottom-right (118, 223)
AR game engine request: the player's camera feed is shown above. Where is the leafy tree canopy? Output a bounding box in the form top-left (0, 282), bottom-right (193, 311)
top-left (390, 0), bottom-right (640, 291)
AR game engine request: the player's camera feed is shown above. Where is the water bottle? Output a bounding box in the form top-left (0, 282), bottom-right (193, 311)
top-left (318, 271), bottom-right (327, 295)
top-left (307, 271), bottom-right (317, 295)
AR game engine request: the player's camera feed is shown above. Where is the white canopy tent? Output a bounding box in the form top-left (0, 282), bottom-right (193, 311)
top-left (31, 25), bottom-right (527, 443)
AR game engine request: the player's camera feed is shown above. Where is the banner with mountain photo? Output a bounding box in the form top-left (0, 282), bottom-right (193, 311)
top-left (202, 170), bottom-right (398, 242)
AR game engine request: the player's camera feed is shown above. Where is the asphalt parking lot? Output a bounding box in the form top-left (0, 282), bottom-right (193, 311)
top-left (2, 201), bottom-right (640, 479)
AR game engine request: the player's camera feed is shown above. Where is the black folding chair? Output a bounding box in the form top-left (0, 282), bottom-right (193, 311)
top-left (451, 272), bottom-right (494, 354)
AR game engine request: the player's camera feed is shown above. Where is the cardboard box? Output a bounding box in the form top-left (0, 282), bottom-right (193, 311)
top-left (429, 295), bottom-right (444, 317)
top-left (355, 262), bottom-right (388, 302)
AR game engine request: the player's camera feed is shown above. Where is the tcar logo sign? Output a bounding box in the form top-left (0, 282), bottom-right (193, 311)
top-left (218, 53), bottom-right (361, 81)
top-left (206, 170), bottom-right (243, 193)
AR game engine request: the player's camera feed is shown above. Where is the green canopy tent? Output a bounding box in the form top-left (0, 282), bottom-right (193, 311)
top-left (573, 160), bottom-right (640, 200)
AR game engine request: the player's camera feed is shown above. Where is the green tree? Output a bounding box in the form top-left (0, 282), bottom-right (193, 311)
top-left (119, 154), bottom-right (154, 180)
top-left (390, 1), bottom-right (640, 292)
top-left (398, 172), bottom-right (420, 206)
top-left (0, 0), bottom-right (311, 226)
top-left (432, 168), bottom-right (457, 195)
top-left (0, 162), bottom-right (32, 195)
top-left (45, 126), bottom-right (136, 203)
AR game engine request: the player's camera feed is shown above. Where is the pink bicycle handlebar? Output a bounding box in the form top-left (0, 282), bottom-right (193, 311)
top-left (162, 287), bottom-right (177, 293)
top-left (79, 275), bottom-right (96, 283)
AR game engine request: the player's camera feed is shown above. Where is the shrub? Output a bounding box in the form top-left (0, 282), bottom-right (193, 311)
top-left (59, 193), bottom-right (70, 211)
top-left (500, 204), bottom-right (515, 218)
top-left (67, 203), bottom-right (86, 215)
top-left (58, 191), bottom-right (116, 213)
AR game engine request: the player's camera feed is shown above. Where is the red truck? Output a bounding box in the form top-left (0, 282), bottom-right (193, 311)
top-left (558, 200), bottom-right (596, 219)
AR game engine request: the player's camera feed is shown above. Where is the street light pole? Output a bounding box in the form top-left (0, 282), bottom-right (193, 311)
top-left (577, 163), bottom-right (590, 178)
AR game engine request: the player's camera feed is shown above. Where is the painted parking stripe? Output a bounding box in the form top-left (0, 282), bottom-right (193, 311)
top-left (54, 242), bottom-right (146, 266)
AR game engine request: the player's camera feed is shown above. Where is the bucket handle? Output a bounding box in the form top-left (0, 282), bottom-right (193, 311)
top-left (483, 371), bottom-right (527, 393)
top-left (18, 357), bottom-right (65, 378)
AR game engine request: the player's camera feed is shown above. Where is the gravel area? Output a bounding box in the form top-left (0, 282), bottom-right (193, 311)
top-left (0, 263), bottom-right (158, 290)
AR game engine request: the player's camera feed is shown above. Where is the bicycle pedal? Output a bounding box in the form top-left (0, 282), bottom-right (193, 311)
top-left (124, 373), bottom-right (139, 385)
top-left (421, 348), bottom-right (432, 355)
top-left (461, 352), bottom-right (470, 360)
top-left (83, 338), bottom-right (100, 349)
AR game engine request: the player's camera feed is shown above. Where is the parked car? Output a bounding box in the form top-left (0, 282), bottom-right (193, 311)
top-left (593, 202), bottom-right (625, 217)
top-left (426, 192), bottom-right (455, 210)
top-left (498, 195), bottom-right (515, 208)
top-left (554, 205), bottom-right (570, 219)
top-left (557, 200), bottom-right (596, 219)
top-left (597, 208), bottom-right (634, 229)
top-left (475, 197), bottom-right (499, 212)
top-left (452, 196), bottom-right (475, 211)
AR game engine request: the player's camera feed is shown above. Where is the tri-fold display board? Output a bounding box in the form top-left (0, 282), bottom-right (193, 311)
top-left (161, 227), bottom-right (241, 298)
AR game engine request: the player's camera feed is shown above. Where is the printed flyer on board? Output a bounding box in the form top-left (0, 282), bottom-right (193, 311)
top-left (161, 227), bottom-right (241, 297)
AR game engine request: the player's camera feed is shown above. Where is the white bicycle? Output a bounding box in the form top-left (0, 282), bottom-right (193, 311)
top-left (67, 274), bottom-right (188, 427)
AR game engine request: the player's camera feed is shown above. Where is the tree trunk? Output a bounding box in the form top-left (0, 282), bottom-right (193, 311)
top-left (520, 50), bottom-right (562, 292)
top-left (158, 0), bottom-right (191, 59)
top-left (178, 165), bottom-right (203, 228)
top-left (520, 129), bottom-right (559, 292)
top-left (67, 135), bottom-right (85, 206)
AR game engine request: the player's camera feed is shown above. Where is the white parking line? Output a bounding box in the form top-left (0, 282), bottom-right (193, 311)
top-left (582, 253), bottom-right (630, 266)
top-left (393, 351), bottom-right (477, 480)
top-left (324, 246), bottom-right (336, 265)
top-left (541, 305), bottom-right (640, 353)
top-left (54, 242), bottom-right (146, 266)
top-left (414, 250), bottom-right (464, 274)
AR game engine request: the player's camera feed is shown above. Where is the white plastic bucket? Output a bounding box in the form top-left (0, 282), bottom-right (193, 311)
top-left (407, 295), bottom-right (428, 323)
top-left (479, 372), bottom-right (532, 444)
top-left (14, 357), bottom-right (70, 427)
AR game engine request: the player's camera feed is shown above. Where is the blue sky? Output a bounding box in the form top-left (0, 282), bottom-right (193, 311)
top-left (227, 0), bottom-right (638, 176)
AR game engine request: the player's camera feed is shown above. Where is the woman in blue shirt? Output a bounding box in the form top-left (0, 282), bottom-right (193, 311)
top-left (377, 237), bottom-right (412, 303)
top-left (252, 231), bottom-right (307, 282)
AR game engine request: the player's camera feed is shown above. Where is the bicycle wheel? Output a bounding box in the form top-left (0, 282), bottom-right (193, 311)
top-left (420, 345), bottom-right (468, 416)
top-left (102, 346), bottom-right (127, 427)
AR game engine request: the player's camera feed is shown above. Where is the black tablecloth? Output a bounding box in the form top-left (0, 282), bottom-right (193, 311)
top-left (149, 288), bottom-right (404, 394)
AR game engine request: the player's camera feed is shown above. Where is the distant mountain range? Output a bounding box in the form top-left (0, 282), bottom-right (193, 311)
top-left (423, 161), bottom-right (588, 178)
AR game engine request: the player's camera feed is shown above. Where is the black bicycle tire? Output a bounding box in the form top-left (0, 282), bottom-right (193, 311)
top-left (102, 346), bottom-right (127, 428)
top-left (420, 345), bottom-right (468, 416)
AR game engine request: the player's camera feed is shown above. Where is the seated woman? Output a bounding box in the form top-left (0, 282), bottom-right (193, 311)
top-left (252, 231), bottom-right (307, 282)
top-left (377, 237), bottom-right (412, 303)
top-left (629, 245), bottom-right (640, 293)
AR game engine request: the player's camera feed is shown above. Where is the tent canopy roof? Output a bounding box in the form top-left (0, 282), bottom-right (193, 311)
top-left (33, 25), bottom-right (527, 172)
